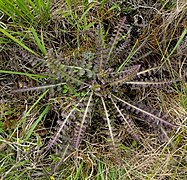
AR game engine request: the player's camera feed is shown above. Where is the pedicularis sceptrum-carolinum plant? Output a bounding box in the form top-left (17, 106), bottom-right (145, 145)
top-left (13, 17), bottom-right (177, 163)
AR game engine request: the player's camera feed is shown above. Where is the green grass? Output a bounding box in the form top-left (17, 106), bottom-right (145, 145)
top-left (0, 0), bottom-right (187, 179)
top-left (0, 0), bottom-right (50, 26)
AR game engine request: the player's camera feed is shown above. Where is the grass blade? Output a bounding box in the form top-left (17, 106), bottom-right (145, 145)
top-left (31, 27), bottom-right (47, 55)
top-left (24, 105), bottom-right (50, 142)
top-left (0, 28), bottom-right (38, 55)
top-left (10, 89), bottom-right (49, 139)
top-left (0, 70), bottom-right (48, 79)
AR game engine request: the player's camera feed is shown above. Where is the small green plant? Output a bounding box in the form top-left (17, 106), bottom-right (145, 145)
top-left (13, 16), bottom-right (177, 165)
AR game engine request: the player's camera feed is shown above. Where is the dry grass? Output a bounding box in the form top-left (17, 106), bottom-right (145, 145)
top-left (0, 0), bottom-right (187, 179)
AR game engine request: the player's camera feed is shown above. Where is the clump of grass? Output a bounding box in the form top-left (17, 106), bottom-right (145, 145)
top-left (0, 0), bottom-right (50, 26)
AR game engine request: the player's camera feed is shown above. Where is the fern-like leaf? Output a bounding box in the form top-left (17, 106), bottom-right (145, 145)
top-left (124, 79), bottom-right (173, 88)
top-left (101, 96), bottom-right (118, 154)
top-left (46, 93), bottom-right (90, 151)
top-left (73, 91), bottom-right (93, 150)
top-left (109, 65), bottom-right (141, 86)
top-left (45, 48), bottom-right (91, 85)
top-left (46, 107), bottom-right (76, 151)
top-left (104, 17), bottom-right (127, 66)
top-left (111, 93), bottom-right (175, 128)
top-left (110, 96), bottom-right (141, 141)
top-left (12, 82), bottom-right (66, 93)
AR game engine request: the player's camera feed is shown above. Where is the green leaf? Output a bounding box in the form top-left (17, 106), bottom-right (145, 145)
top-left (31, 27), bottom-right (47, 55)
top-left (10, 89), bottom-right (49, 139)
top-left (0, 28), bottom-right (38, 55)
top-left (24, 105), bottom-right (50, 142)
top-left (0, 70), bottom-right (47, 79)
